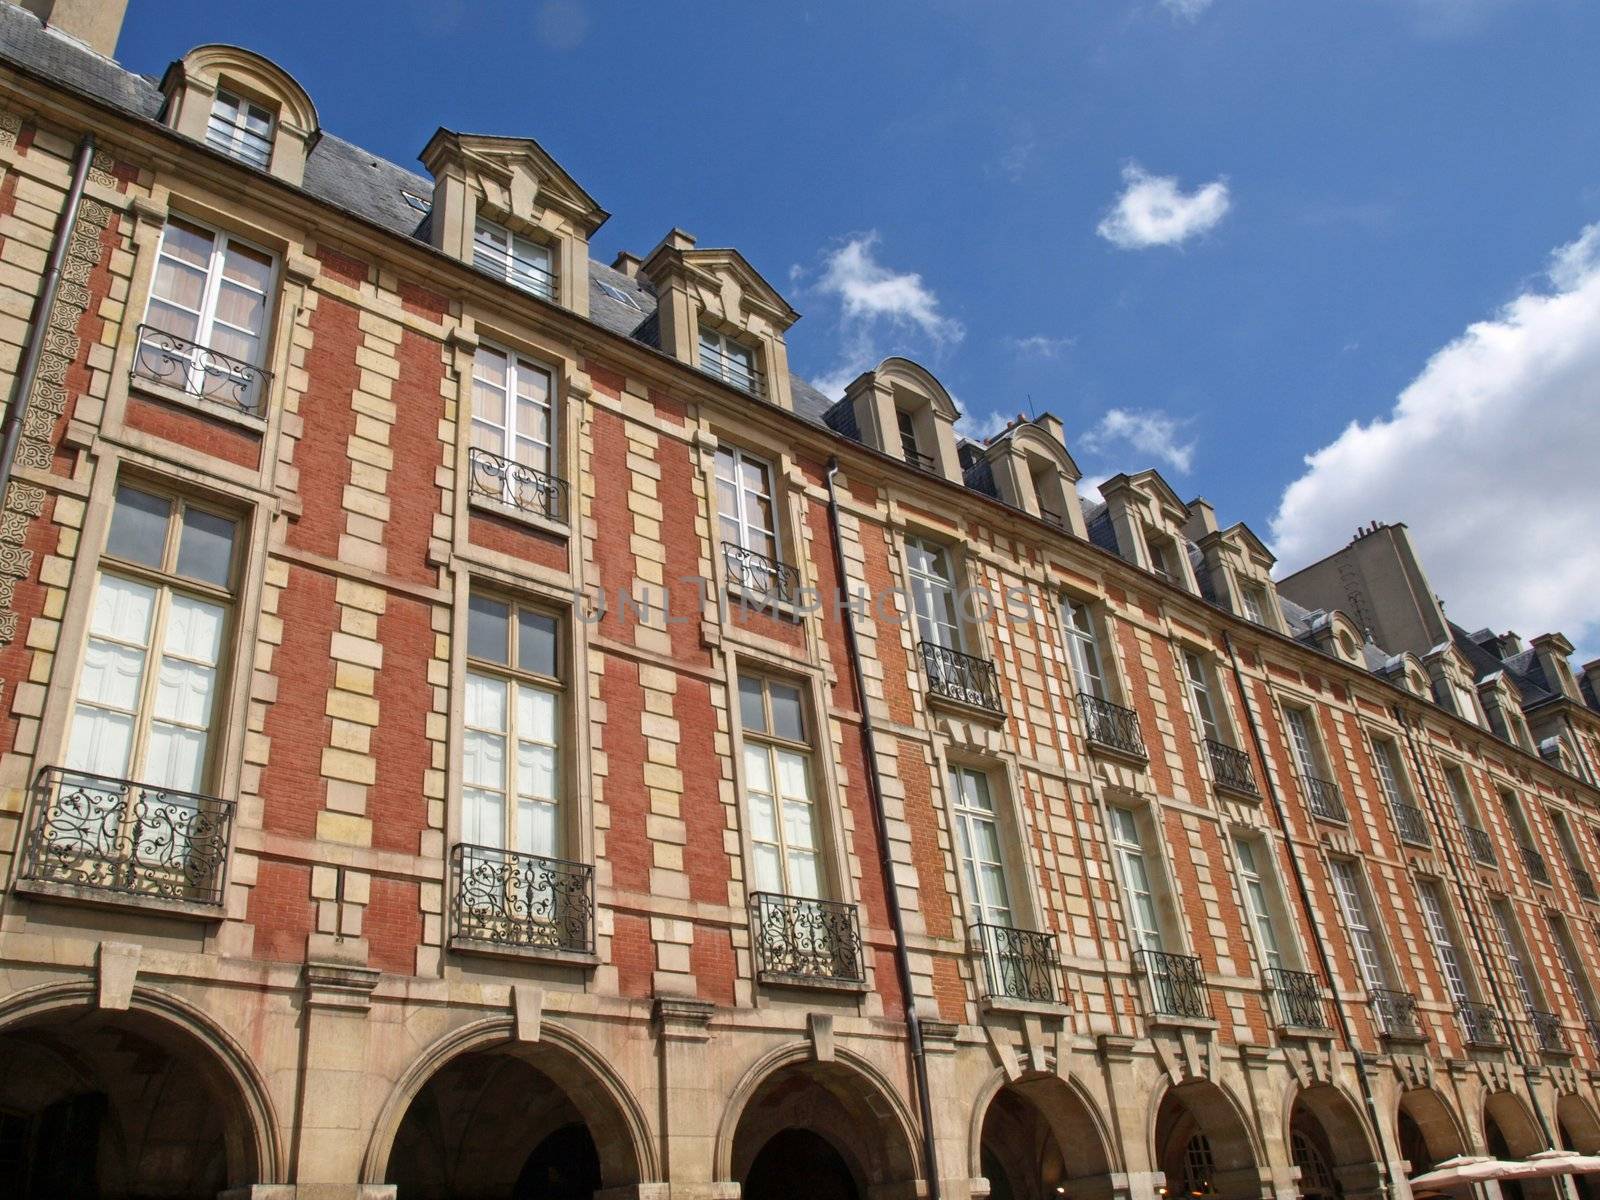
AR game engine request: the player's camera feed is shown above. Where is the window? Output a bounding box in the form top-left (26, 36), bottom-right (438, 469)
top-left (463, 596), bottom-right (562, 856)
top-left (1547, 914), bottom-right (1600, 1033)
top-left (715, 446), bottom-right (778, 561)
top-left (1417, 880), bottom-right (1473, 1008)
top-left (699, 326), bottom-right (761, 396)
top-left (1240, 584), bottom-right (1268, 625)
top-left (905, 537), bottom-right (961, 651)
top-left (896, 408), bottom-right (927, 467)
top-left (1450, 681), bottom-right (1482, 726)
top-left (1491, 899), bottom-right (1541, 1012)
top-left (138, 217), bottom-right (275, 411)
top-left (949, 766), bottom-right (1012, 927)
top-left (471, 343), bottom-right (556, 484)
top-left (739, 674), bottom-right (820, 898)
top-left (1445, 768), bottom-right (1478, 827)
top-left (1372, 739), bottom-right (1410, 809)
top-left (206, 88), bottom-right (273, 168)
top-left (1329, 859), bottom-right (1388, 991)
top-left (1180, 1134), bottom-right (1217, 1197)
top-left (1110, 807), bottom-right (1163, 952)
top-left (474, 216), bottom-right (555, 300)
top-left (1061, 596), bottom-right (1105, 699)
top-left (1291, 1129), bottom-right (1338, 1200)
top-left (1182, 651), bottom-right (1221, 743)
top-left (1234, 837), bottom-right (1285, 971)
top-left (66, 484), bottom-right (238, 793)
top-left (1284, 707), bottom-right (1323, 781)
top-left (1147, 534), bottom-right (1181, 583)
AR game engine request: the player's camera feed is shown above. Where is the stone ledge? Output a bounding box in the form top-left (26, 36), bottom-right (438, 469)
top-left (13, 876), bottom-right (225, 921)
top-left (129, 373), bottom-right (271, 433)
top-left (448, 935), bottom-right (599, 970)
top-left (467, 488), bottom-right (571, 539)
top-left (756, 970), bottom-right (869, 996)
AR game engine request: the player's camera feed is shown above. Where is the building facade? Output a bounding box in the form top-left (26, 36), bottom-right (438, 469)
top-left (3, 4), bottom-right (1600, 1198)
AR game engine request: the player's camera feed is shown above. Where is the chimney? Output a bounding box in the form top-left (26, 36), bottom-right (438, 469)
top-left (21, 0), bottom-right (128, 57)
top-left (1034, 412), bottom-right (1066, 446)
top-left (611, 251), bottom-right (642, 278)
top-left (1184, 497), bottom-right (1218, 539)
top-left (1531, 633), bottom-right (1580, 702)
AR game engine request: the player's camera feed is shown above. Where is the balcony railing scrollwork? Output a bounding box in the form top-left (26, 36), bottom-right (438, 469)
top-left (1371, 988), bottom-right (1422, 1040)
top-left (1529, 1009), bottom-right (1568, 1055)
top-left (1302, 775), bottom-right (1347, 824)
top-left (972, 922), bottom-right (1059, 1004)
top-left (919, 642), bottom-right (1005, 716)
top-left (1078, 693), bottom-right (1146, 759)
top-left (1458, 1001), bottom-right (1505, 1048)
top-left (1135, 948), bottom-right (1210, 1021)
top-left (751, 892), bottom-right (864, 986)
top-left (1391, 801), bottom-right (1432, 848)
top-left (467, 445), bottom-right (568, 522)
top-left (19, 768), bottom-right (234, 906)
top-left (1572, 866), bottom-right (1598, 902)
top-left (1521, 843), bottom-right (1551, 886)
top-left (133, 323), bottom-right (271, 417)
top-left (722, 541), bottom-right (801, 608)
top-left (1464, 825), bottom-right (1496, 867)
top-left (1265, 967), bottom-right (1330, 1030)
top-left (450, 843), bottom-right (594, 955)
top-left (1206, 739), bottom-right (1258, 796)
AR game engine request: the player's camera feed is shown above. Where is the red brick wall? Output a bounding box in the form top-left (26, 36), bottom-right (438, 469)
top-left (257, 564), bottom-right (336, 838)
top-left (247, 860), bottom-right (315, 963)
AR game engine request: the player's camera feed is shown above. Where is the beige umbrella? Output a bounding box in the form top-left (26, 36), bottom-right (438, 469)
top-left (1409, 1150), bottom-right (1600, 1194)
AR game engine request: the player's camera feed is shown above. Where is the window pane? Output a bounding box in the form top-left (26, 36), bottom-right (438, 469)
top-left (738, 676), bottom-right (766, 734)
top-left (78, 639), bottom-right (147, 712)
top-left (106, 487), bottom-right (171, 567)
top-left (161, 591), bottom-right (224, 666)
top-left (154, 656), bottom-right (216, 728)
top-left (151, 258), bottom-right (208, 318)
top-left (752, 844), bottom-right (783, 893)
top-left (747, 788), bottom-right (779, 842)
top-left (176, 507), bottom-right (237, 587)
top-left (517, 685), bottom-right (558, 745)
top-left (162, 219), bottom-right (215, 268)
top-left (742, 744), bottom-right (772, 797)
top-left (787, 850), bottom-right (820, 899)
top-left (518, 798), bottom-right (558, 857)
top-left (143, 723), bottom-right (207, 792)
top-left (89, 573), bottom-right (157, 646)
top-left (463, 788), bottom-right (505, 848)
top-left (464, 672), bottom-right (507, 734)
top-left (769, 682), bottom-right (804, 742)
top-left (221, 239), bottom-right (273, 293)
top-left (468, 596), bottom-right (510, 664)
top-left (517, 610), bottom-right (558, 677)
top-left (782, 798), bottom-right (817, 851)
top-left (775, 748), bottom-right (810, 801)
top-left (517, 742), bottom-right (557, 803)
top-left (66, 705), bottom-right (135, 778)
top-left (463, 727), bottom-right (506, 791)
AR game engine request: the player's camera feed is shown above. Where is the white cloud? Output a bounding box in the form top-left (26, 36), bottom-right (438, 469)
top-left (955, 410), bottom-right (1013, 442)
top-left (1271, 222), bottom-right (1600, 663)
top-left (1162, 0), bottom-right (1215, 19)
top-left (808, 232), bottom-right (964, 395)
top-left (1081, 408), bottom-right (1197, 474)
top-left (1096, 163), bottom-right (1231, 250)
top-left (1006, 334), bottom-right (1075, 358)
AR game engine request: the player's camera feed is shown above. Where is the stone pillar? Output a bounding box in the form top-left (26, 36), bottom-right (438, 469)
top-left (653, 996), bottom-right (737, 1200)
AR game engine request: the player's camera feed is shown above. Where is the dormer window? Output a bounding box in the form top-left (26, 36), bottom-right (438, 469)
top-left (1148, 534), bottom-right (1182, 584)
top-left (698, 327), bottom-right (762, 398)
top-left (1240, 585), bottom-right (1267, 625)
top-left (206, 89), bottom-right (274, 169)
top-left (897, 409), bottom-right (934, 471)
top-left (474, 217), bottom-right (556, 301)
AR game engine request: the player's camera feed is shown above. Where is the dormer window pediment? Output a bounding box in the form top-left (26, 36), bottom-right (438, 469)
top-left (1100, 470), bottom-right (1198, 593)
top-left (976, 414), bottom-right (1086, 537)
top-left (841, 357), bottom-right (961, 480)
top-left (161, 45), bottom-right (320, 185)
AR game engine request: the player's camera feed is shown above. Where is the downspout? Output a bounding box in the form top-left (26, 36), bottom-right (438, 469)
top-left (1393, 706), bottom-right (1569, 1182)
top-left (0, 133), bottom-right (95, 499)
top-left (826, 458), bottom-right (942, 1200)
top-left (1223, 631), bottom-right (1395, 1200)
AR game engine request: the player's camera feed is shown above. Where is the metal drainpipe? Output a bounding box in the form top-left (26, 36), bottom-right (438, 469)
top-left (825, 458), bottom-right (942, 1200)
top-left (1393, 705), bottom-right (1572, 1191)
top-left (1222, 631), bottom-right (1395, 1200)
top-left (0, 133), bottom-right (95, 499)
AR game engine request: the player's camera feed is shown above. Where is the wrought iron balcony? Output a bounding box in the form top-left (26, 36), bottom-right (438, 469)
top-left (1206, 739), bottom-right (1258, 796)
top-left (1529, 1009), bottom-right (1568, 1055)
top-left (722, 541), bottom-right (801, 608)
top-left (1464, 825), bottom-right (1496, 867)
top-left (133, 323), bottom-right (271, 417)
top-left (698, 342), bottom-right (765, 398)
top-left (1302, 775), bottom-right (1347, 823)
top-left (1078, 693), bottom-right (1147, 759)
top-left (1458, 1001), bottom-right (1504, 1048)
top-left (19, 768), bottom-right (234, 907)
top-left (1391, 801), bottom-right (1432, 848)
top-left (466, 445), bottom-right (567, 522)
top-left (1521, 843), bottom-right (1551, 885)
top-left (1135, 948), bottom-right (1210, 1020)
top-left (751, 892), bottom-right (864, 986)
top-left (973, 922), bottom-right (1059, 1004)
top-left (1371, 988), bottom-right (1422, 1040)
top-left (919, 641), bottom-right (1005, 716)
top-left (1571, 865), bottom-right (1598, 902)
top-left (1265, 967), bottom-right (1329, 1030)
top-left (450, 843), bottom-right (594, 955)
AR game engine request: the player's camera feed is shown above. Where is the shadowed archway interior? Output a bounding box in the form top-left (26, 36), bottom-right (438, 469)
top-left (0, 1006), bottom-right (260, 1199)
top-left (1153, 1081), bottom-right (1259, 1199)
top-left (1289, 1084), bottom-right (1384, 1200)
top-left (977, 1075), bottom-right (1115, 1200)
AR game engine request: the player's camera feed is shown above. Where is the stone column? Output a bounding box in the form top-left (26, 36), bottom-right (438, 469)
top-left (653, 996), bottom-right (738, 1200)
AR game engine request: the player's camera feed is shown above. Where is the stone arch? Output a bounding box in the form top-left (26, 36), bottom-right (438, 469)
top-left (361, 1016), bottom-right (657, 1195)
top-left (0, 980), bottom-right (282, 1193)
top-left (715, 1042), bottom-right (923, 1198)
top-left (1483, 1089), bottom-right (1548, 1158)
top-left (1557, 1093), bottom-right (1600, 1153)
top-left (1286, 1082), bottom-right (1384, 1199)
top-left (968, 1068), bottom-right (1119, 1200)
top-left (1149, 1077), bottom-right (1263, 1198)
top-left (174, 45), bottom-right (319, 134)
top-left (875, 356), bottom-right (959, 422)
top-left (1396, 1087), bottom-right (1468, 1178)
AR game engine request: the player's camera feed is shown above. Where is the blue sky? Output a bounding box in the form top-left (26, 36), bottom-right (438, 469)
top-left (118, 0), bottom-right (1600, 660)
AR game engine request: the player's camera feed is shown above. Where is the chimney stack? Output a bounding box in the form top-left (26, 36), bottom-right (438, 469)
top-left (21, 0), bottom-right (128, 57)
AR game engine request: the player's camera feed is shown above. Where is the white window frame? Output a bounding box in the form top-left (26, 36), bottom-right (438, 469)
top-left (1372, 738), bottom-right (1412, 808)
top-left (1182, 650), bottom-right (1222, 744)
top-left (1234, 836), bottom-right (1285, 972)
top-left (1240, 583), bottom-right (1268, 625)
top-left (698, 326), bottom-right (761, 396)
top-left (206, 88), bottom-right (274, 168)
top-left (1417, 879), bottom-right (1474, 1007)
top-left (473, 215), bottom-right (556, 301)
top-left (1060, 595), bottom-right (1106, 699)
top-left (948, 765), bottom-right (1013, 928)
top-left (1329, 859), bottom-right (1389, 992)
top-left (1491, 899), bottom-right (1541, 1012)
top-left (1284, 706), bottom-right (1324, 781)
top-left (738, 673), bottom-right (823, 899)
top-left (905, 536), bottom-right (962, 652)
top-left (1110, 806), bottom-right (1164, 953)
top-left (714, 444), bottom-right (780, 560)
top-left (470, 342), bottom-right (558, 485)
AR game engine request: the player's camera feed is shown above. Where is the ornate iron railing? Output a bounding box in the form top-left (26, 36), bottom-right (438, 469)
top-left (450, 843), bottom-right (594, 954)
top-left (133, 323), bottom-right (271, 416)
top-left (1529, 1009), bottom-right (1568, 1054)
top-left (699, 341), bottom-right (765, 398)
top-left (1391, 801), bottom-right (1432, 848)
top-left (1266, 967), bottom-right (1329, 1030)
top-left (19, 768), bottom-right (233, 906)
top-left (1572, 865), bottom-right (1598, 902)
top-left (1078, 693), bottom-right (1146, 758)
top-left (750, 892), bottom-right (864, 985)
top-left (919, 642), bottom-right (1005, 715)
top-left (1302, 775), bottom-right (1347, 823)
top-left (1371, 988), bottom-right (1422, 1040)
top-left (1135, 949), bottom-right (1210, 1020)
top-left (1521, 843), bottom-right (1551, 885)
top-left (973, 922), bottom-right (1059, 1004)
top-left (722, 541), bottom-right (800, 608)
top-left (1206, 739), bottom-right (1257, 795)
top-left (1458, 1001), bottom-right (1504, 1048)
top-left (1465, 825), bottom-right (1496, 866)
top-left (466, 445), bottom-right (567, 522)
